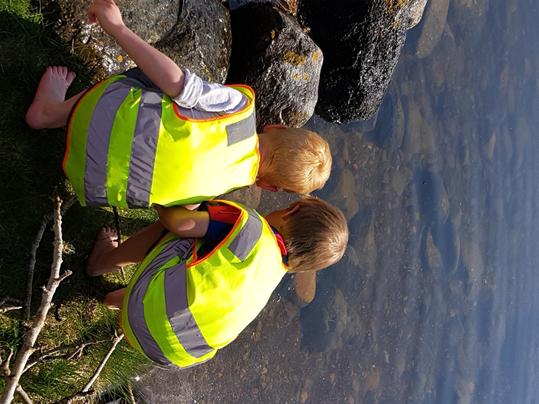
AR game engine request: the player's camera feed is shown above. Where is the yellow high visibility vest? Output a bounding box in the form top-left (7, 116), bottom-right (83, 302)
top-left (63, 75), bottom-right (259, 208)
top-left (120, 201), bottom-right (287, 367)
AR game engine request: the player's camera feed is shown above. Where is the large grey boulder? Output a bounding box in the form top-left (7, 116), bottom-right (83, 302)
top-left (45, 0), bottom-right (231, 82)
top-left (227, 3), bottom-right (323, 130)
top-left (298, 0), bottom-right (428, 123)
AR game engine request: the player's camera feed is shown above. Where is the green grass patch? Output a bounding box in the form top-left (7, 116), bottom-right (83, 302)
top-left (0, 1), bottom-right (152, 401)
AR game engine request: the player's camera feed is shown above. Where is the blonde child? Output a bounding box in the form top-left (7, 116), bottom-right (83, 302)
top-left (26, 0), bottom-right (331, 209)
top-left (87, 196), bottom-right (348, 367)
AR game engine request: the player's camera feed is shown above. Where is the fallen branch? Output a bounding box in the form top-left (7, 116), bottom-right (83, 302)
top-left (82, 332), bottom-right (124, 393)
top-left (0, 196), bottom-right (72, 404)
top-left (60, 332), bottom-right (125, 403)
top-left (1, 348), bottom-right (13, 377)
top-left (0, 298), bottom-right (22, 315)
top-left (0, 305), bottom-right (22, 314)
top-left (23, 339), bottom-right (110, 373)
top-left (23, 195), bottom-right (75, 321)
top-left (15, 386), bottom-right (32, 404)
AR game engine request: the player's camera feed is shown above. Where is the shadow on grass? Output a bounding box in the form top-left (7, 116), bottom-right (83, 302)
top-left (0, 8), bottom-right (155, 314)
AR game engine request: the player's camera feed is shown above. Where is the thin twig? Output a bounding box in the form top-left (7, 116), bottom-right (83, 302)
top-left (66, 339), bottom-right (110, 361)
top-left (1, 298), bottom-right (23, 314)
top-left (60, 332), bottom-right (125, 403)
top-left (0, 305), bottom-right (22, 314)
top-left (15, 386), bottom-right (32, 404)
top-left (24, 212), bottom-right (51, 321)
top-left (1, 348), bottom-right (13, 377)
top-left (0, 196), bottom-right (72, 404)
top-left (128, 382), bottom-right (137, 404)
top-left (23, 339), bottom-right (110, 373)
top-left (23, 196), bottom-right (75, 321)
top-left (127, 382), bottom-right (136, 404)
top-left (82, 332), bottom-right (124, 393)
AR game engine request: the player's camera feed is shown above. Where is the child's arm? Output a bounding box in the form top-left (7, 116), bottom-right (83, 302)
top-left (88, 0), bottom-right (185, 97)
top-left (154, 205), bottom-right (209, 238)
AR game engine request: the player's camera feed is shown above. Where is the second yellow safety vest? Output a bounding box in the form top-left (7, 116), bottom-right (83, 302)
top-left (120, 200), bottom-right (287, 367)
top-left (63, 75), bottom-right (259, 208)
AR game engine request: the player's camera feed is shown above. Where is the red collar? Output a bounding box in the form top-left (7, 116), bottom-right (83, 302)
top-left (271, 227), bottom-right (288, 263)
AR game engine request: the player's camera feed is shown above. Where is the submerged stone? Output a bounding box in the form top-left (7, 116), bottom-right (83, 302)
top-left (415, 0), bottom-right (450, 59)
top-left (298, 0), bottom-right (422, 122)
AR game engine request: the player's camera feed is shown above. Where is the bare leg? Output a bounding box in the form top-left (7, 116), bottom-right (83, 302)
top-left (103, 288), bottom-right (126, 310)
top-left (87, 223), bottom-right (165, 277)
top-left (25, 66), bottom-right (84, 129)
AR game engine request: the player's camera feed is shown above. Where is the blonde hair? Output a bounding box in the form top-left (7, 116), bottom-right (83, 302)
top-left (282, 196), bottom-right (348, 273)
top-left (260, 128), bottom-right (331, 194)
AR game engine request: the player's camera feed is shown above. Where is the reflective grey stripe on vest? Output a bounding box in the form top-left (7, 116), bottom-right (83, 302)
top-left (228, 209), bottom-right (263, 261)
top-left (164, 263), bottom-right (213, 358)
top-left (84, 80), bottom-right (133, 206)
top-left (127, 238), bottom-right (194, 365)
top-left (226, 111), bottom-right (256, 146)
top-left (126, 90), bottom-right (163, 207)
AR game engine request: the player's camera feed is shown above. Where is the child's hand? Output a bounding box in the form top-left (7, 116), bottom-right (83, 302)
top-left (88, 0), bottom-right (125, 37)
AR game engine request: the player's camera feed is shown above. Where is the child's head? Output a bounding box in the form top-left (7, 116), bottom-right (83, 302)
top-left (257, 126), bottom-right (331, 194)
top-left (266, 196), bottom-right (348, 272)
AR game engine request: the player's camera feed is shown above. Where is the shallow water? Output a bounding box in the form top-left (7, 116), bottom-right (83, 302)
top-left (137, 0), bottom-right (539, 402)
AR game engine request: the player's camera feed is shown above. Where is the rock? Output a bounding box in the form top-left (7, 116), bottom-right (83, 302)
top-left (224, 184), bottom-right (262, 209)
top-left (344, 245), bottom-right (361, 268)
top-left (299, 271), bottom-right (337, 352)
top-left (47, 0), bottom-right (231, 82)
top-left (227, 3), bottom-right (323, 129)
top-left (449, 0), bottom-right (489, 46)
top-left (415, 0), bottom-right (451, 59)
top-left (391, 166), bottom-right (412, 198)
top-left (329, 168), bottom-right (359, 220)
top-left (400, 0), bottom-right (429, 29)
top-left (413, 169), bottom-right (449, 225)
top-left (228, 0), bottom-right (299, 15)
top-left (455, 377), bottom-right (475, 404)
top-left (298, 0), bottom-right (413, 122)
top-left (460, 240), bottom-right (485, 302)
top-left (484, 132), bottom-right (497, 160)
top-left (368, 88), bottom-right (405, 149)
top-left (427, 25), bottom-right (459, 89)
top-left (425, 228), bottom-right (442, 270)
top-left (365, 367), bottom-right (381, 391)
top-left (402, 101), bottom-right (435, 157)
top-left (154, 0), bottom-right (232, 82)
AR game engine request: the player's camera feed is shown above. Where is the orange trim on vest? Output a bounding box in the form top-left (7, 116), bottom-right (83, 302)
top-left (187, 201), bottom-right (246, 268)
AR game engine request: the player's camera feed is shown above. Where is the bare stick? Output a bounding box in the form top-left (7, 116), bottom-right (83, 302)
top-left (23, 196), bottom-right (75, 321)
top-left (15, 386), bottom-right (32, 404)
top-left (82, 332), bottom-right (124, 393)
top-left (127, 382), bottom-right (137, 404)
top-left (0, 298), bottom-right (23, 315)
top-left (61, 333), bottom-right (125, 403)
top-left (24, 213), bottom-right (51, 321)
top-left (1, 348), bottom-right (13, 377)
top-left (23, 339), bottom-right (110, 373)
top-left (0, 196), bottom-right (72, 404)
top-left (0, 305), bottom-right (22, 314)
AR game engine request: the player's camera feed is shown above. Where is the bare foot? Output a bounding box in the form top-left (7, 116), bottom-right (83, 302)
top-left (87, 226), bottom-right (121, 277)
top-left (26, 66), bottom-right (76, 129)
top-left (103, 288), bottom-right (126, 310)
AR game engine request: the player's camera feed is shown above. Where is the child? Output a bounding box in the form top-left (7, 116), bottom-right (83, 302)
top-left (26, 0), bottom-right (332, 208)
top-left (87, 196), bottom-right (348, 367)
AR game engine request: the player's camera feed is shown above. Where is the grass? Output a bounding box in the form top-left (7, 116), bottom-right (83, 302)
top-left (0, 0), bottom-right (152, 401)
